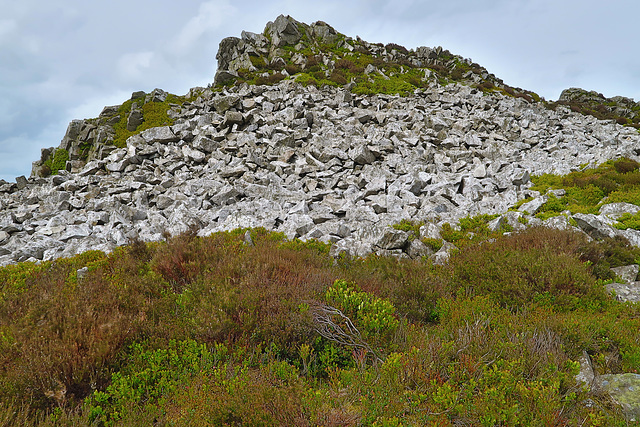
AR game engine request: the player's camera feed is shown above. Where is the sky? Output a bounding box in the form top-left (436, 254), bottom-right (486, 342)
top-left (1, 0), bottom-right (639, 182)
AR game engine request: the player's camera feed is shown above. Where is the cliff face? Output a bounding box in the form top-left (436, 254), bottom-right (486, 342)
top-left (1, 15), bottom-right (640, 268)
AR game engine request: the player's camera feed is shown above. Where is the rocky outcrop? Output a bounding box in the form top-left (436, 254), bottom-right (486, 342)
top-left (2, 15), bottom-right (638, 274)
top-left (556, 87), bottom-right (640, 128)
top-left (30, 89), bottom-right (177, 177)
top-left (1, 73), bottom-right (639, 268)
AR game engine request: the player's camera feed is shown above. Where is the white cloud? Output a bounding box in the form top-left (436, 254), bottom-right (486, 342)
top-left (169, 0), bottom-right (236, 55)
top-left (117, 51), bottom-right (155, 82)
top-left (67, 89), bottom-right (132, 121)
top-left (0, 19), bottom-right (17, 41)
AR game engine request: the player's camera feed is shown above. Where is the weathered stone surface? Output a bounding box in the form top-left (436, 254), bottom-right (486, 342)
top-left (375, 229), bottom-right (409, 250)
top-left (141, 126), bottom-right (178, 144)
top-left (600, 202), bottom-right (640, 219)
top-left (572, 213), bottom-right (618, 240)
top-left (611, 264), bottom-right (639, 283)
top-left (594, 374), bottom-right (640, 421)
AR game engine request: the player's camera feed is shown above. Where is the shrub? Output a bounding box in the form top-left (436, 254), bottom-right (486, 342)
top-left (329, 70), bottom-right (347, 85)
top-left (42, 148), bottom-right (69, 175)
top-left (256, 72), bottom-right (286, 85)
top-left (445, 227), bottom-right (609, 310)
top-left (284, 64), bottom-right (301, 75)
top-left (385, 43), bottom-right (409, 55)
top-left (325, 279), bottom-right (399, 337)
top-left (614, 158), bottom-right (640, 174)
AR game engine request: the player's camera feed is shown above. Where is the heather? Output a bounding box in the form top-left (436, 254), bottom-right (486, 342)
top-left (0, 226), bottom-right (639, 425)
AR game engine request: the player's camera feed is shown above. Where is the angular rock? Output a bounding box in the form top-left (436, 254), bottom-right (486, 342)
top-left (375, 229), bottom-right (409, 250)
top-left (594, 373), bottom-right (640, 421)
top-left (141, 126), bottom-right (179, 144)
top-left (611, 264), bottom-right (639, 283)
top-left (572, 213), bottom-right (618, 240)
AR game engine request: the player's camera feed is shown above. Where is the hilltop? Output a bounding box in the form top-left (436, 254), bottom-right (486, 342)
top-left (1, 15), bottom-right (640, 424)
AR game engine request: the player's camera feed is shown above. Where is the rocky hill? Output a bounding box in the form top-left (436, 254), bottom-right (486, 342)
top-left (1, 14), bottom-right (640, 268)
top-left (4, 15), bottom-right (640, 422)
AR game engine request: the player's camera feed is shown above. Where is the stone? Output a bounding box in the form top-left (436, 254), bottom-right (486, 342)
top-left (265, 15), bottom-right (304, 47)
top-left (182, 146), bottom-right (206, 163)
top-left (572, 213), bottom-right (618, 240)
top-left (600, 202), bottom-right (640, 219)
top-left (594, 373), bottom-right (640, 421)
top-left (141, 126), bottom-right (179, 144)
top-left (406, 238), bottom-right (433, 259)
top-left (611, 265), bottom-right (639, 283)
top-left (420, 223), bottom-right (442, 240)
top-left (512, 169), bottom-right (530, 186)
top-left (350, 145), bottom-right (376, 165)
top-left (213, 95), bottom-right (241, 114)
top-left (224, 111), bottom-right (244, 127)
top-left (127, 108), bottom-right (144, 131)
top-left (518, 195), bottom-right (548, 215)
top-left (375, 229), bottom-right (409, 250)
top-left (430, 241), bottom-right (457, 266)
top-left (15, 176), bottom-right (28, 190)
top-left (576, 351), bottom-right (595, 388)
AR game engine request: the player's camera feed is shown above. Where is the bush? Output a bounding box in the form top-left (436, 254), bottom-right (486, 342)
top-left (329, 70), bottom-right (347, 85)
top-left (614, 158), bottom-right (640, 174)
top-left (446, 227), bottom-right (609, 310)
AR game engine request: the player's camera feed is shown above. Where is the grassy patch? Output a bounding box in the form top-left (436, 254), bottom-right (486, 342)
top-left (111, 93), bottom-right (186, 148)
top-left (530, 157), bottom-right (640, 218)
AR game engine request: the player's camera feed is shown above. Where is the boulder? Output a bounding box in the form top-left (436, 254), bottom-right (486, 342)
top-left (594, 374), bottom-right (640, 421)
top-left (611, 265), bottom-right (639, 283)
top-left (375, 229), bottom-right (409, 250)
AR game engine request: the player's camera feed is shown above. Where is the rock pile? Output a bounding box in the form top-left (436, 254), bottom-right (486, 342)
top-left (1, 74), bottom-right (640, 266)
top-left (2, 14), bottom-right (640, 272)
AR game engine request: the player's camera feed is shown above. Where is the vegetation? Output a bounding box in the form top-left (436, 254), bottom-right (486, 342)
top-left (1, 225), bottom-right (639, 425)
top-left (226, 25), bottom-right (540, 101)
top-left (40, 148), bottom-right (69, 176)
top-left (111, 93), bottom-right (188, 148)
top-left (530, 157), bottom-right (640, 218)
top-left (546, 94), bottom-right (640, 130)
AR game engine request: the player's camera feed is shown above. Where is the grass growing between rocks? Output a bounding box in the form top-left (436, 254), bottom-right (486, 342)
top-left (111, 93), bottom-right (188, 148)
top-left (531, 157), bottom-right (640, 221)
top-left (0, 227), bottom-right (639, 425)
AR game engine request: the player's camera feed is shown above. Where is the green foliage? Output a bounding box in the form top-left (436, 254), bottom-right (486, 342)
top-left (447, 227), bottom-right (609, 311)
top-left (440, 222), bottom-right (465, 243)
top-left (352, 74), bottom-right (415, 96)
top-left (440, 214), bottom-right (500, 247)
top-left (529, 158), bottom-right (640, 221)
top-left (614, 211), bottom-right (640, 230)
top-left (422, 237), bottom-right (443, 252)
top-left (87, 339), bottom-right (215, 425)
top-left (42, 148), bottom-right (69, 175)
top-left (325, 279), bottom-right (399, 336)
top-left (392, 219), bottom-right (423, 240)
top-left (111, 93), bottom-right (185, 148)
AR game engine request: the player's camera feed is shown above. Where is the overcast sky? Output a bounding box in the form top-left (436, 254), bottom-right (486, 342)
top-left (1, 0), bottom-right (639, 182)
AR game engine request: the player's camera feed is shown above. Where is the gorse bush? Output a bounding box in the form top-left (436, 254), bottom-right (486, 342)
top-left (1, 226), bottom-right (639, 424)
